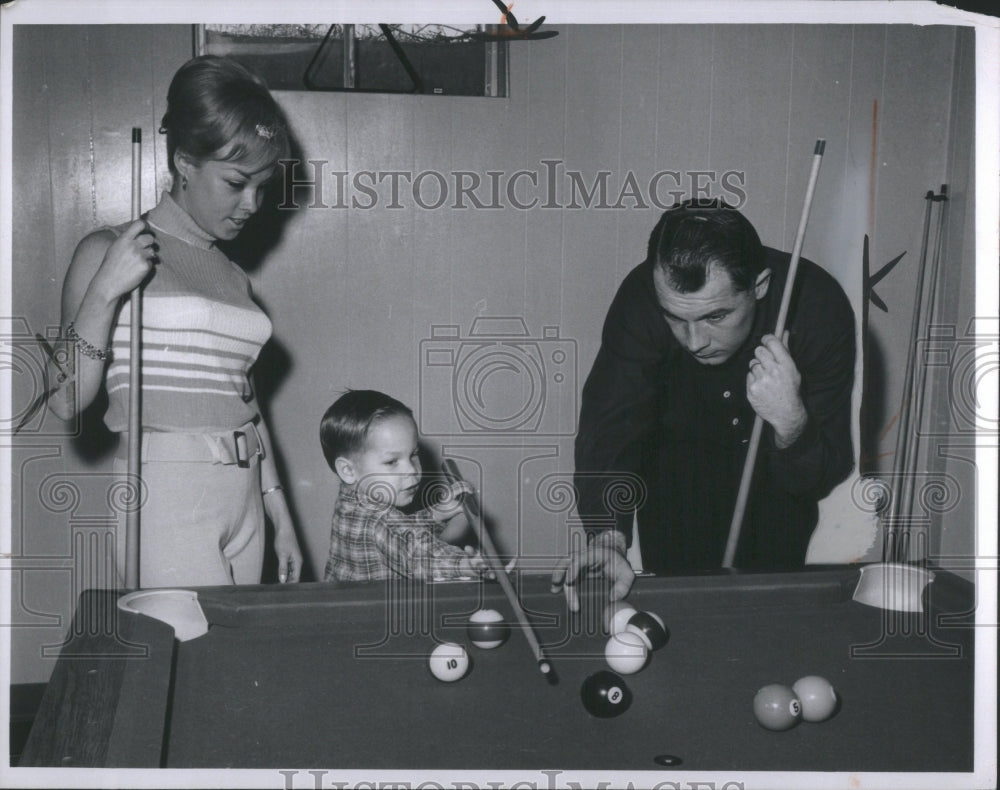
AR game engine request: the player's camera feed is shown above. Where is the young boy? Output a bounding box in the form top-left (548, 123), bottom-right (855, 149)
top-left (320, 389), bottom-right (487, 582)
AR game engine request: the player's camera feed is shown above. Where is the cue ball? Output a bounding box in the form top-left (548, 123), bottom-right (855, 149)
top-left (604, 601), bottom-right (638, 634)
top-left (753, 684), bottom-right (802, 731)
top-left (580, 670), bottom-right (633, 718)
top-left (605, 631), bottom-right (649, 674)
top-left (428, 642), bottom-right (470, 682)
top-left (793, 675), bottom-right (838, 722)
top-left (467, 609), bottom-right (509, 649)
top-left (626, 611), bottom-right (669, 651)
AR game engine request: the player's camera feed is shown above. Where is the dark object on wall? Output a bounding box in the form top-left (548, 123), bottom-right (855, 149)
top-left (198, 24), bottom-right (509, 97)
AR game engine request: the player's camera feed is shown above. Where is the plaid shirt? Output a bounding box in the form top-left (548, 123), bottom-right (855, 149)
top-left (323, 484), bottom-right (469, 582)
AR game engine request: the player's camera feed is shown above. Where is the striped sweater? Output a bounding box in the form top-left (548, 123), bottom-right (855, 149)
top-left (104, 193), bottom-right (272, 433)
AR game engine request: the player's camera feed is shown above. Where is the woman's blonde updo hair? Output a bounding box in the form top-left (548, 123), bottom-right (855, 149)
top-left (159, 55), bottom-right (290, 176)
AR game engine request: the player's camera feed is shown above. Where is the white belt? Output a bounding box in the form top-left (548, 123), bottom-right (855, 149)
top-left (117, 419), bottom-right (264, 466)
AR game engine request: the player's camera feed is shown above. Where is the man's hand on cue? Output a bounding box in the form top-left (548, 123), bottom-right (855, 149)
top-left (746, 332), bottom-right (808, 449)
top-left (550, 530), bottom-right (635, 612)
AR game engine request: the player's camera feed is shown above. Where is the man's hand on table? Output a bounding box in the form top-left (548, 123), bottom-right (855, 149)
top-left (550, 529), bottom-right (636, 612)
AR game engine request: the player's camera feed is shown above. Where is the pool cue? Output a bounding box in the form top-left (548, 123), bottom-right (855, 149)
top-left (441, 459), bottom-right (552, 675)
top-left (890, 186), bottom-right (949, 562)
top-left (885, 190), bottom-right (934, 560)
top-left (125, 127), bottom-right (142, 589)
top-left (722, 139), bottom-right (825, 568)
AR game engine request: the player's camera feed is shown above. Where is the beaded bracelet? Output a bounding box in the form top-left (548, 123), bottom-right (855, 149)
top-left (66, 323), bottom-right (111, 361)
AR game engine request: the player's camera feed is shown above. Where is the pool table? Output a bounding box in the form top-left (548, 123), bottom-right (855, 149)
top-left (19, 564), bottom-right (979, 777)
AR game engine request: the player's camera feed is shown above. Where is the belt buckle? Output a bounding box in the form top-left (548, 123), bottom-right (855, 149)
top-left (234, 430), bottom-right (251, 468)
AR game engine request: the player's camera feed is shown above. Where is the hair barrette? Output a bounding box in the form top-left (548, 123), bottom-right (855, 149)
top-left (255, 124), bottom-right (275, 140)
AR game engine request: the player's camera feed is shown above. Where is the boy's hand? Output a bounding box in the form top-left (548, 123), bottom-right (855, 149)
top-left (459, 546), bottom-right (496, 579)
top-left (430, 480), bottom-right (474, 522)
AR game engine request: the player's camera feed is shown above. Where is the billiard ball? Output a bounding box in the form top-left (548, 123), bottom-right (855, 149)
top-left (753, 684), bottom-right (802, 731)
top-left (626, 611), bottom-right (669, 651)
top-left (793, 675), bottom-right (838, 722)
top-left (604, 631), bottom-right (649, 675)
top-left (580, 670), bottom-right (633, 718)
top-left (603, 601), bottom-right (638, 634)
top-left (467, 609), bottom-right (509, 649)
top-left (428, 642), bottom-right (470, 682)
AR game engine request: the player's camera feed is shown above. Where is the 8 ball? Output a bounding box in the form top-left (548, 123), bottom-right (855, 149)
top-left (580, 670), bottom-right (633, 718)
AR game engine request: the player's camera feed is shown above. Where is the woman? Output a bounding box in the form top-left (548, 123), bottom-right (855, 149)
top-left (48, 55), bottom-right (302, 588)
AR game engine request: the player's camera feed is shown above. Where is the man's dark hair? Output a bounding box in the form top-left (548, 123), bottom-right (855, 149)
top-left (319, 389), bottom-right (413, 470)
top-left (647, 198), bottom-right (765, 292)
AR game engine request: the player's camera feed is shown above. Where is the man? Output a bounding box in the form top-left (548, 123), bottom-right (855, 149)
top-left (551, 200), bottom-right (855, 608)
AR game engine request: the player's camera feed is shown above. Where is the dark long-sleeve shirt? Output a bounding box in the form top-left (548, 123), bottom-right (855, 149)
top-left (574, 248), bottom-right (856, 572)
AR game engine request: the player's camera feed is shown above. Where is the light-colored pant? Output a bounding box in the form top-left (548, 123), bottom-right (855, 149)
top-left (113, 430), bottom-right (264, 588)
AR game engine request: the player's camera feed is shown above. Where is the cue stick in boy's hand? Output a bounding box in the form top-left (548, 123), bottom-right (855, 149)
top-left (441, 459), bottom-right (552, 676)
